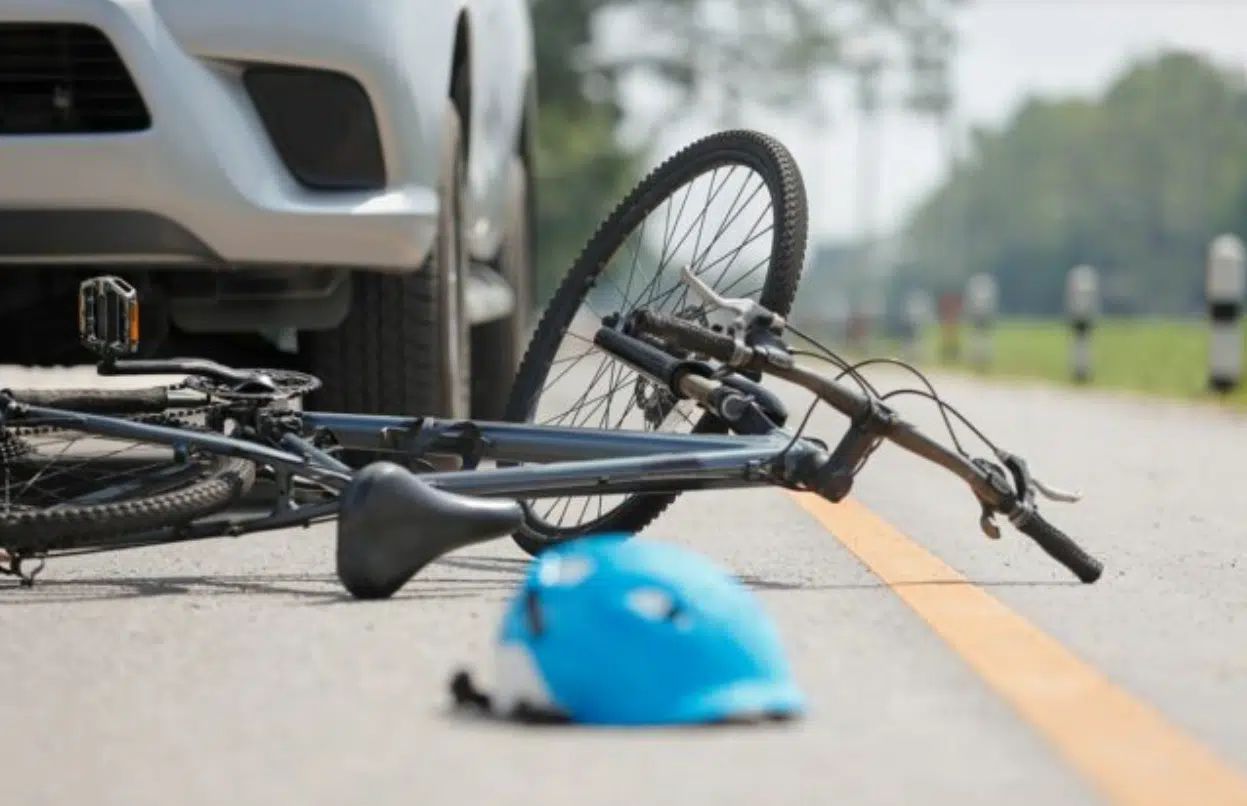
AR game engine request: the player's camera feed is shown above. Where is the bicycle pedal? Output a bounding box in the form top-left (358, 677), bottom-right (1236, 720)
top-left (78, 275), bottom-right (140, 359)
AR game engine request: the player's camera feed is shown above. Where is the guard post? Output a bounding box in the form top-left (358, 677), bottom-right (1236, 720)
top-left (1065, 264), bottom-right (1100, 384)
top-left (937, 292), bottom-right (961, 362)
top-left (903, 289), bottom-right (934, 362)
top-left (1205, 234), bottom-right (1245, 393)
top-left (965, 273), bottom-right (998, 371)
top-left (821, 297), bottom-right (850, 348)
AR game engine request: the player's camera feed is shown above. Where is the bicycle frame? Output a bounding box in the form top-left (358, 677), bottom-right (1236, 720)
top-left (2, 267), bottom-right (1103, 587)
top-left (10, 403), bottom-right (814, 494)
top-left (303, 413), bottom-right (810, 498)
top-left (0, 290), bottom-right (845, 570)
top-left (3, 398), bottom-right (825, 556)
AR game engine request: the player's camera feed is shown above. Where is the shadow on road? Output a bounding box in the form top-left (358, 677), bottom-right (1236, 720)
top-left (0, 550), bottom-right (1082, 606)
top-left (438, 557), bottom-right (1083, 592)
top-left (0, 572), bottom-right (515, 606)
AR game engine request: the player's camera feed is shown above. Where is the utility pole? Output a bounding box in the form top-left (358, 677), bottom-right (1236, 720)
top-left (843, 41), bottom-right (888, 290)
top-left (906, 23), bottom-right (960, 283)
top-left (853, 53), bottom-right (885, 259)
top-left (841, 40), bottom-right (889, 344)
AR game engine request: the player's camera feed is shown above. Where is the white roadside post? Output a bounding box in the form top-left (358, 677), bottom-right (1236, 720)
top-left (1205, 234), bottom-right (1246, 393)
top-left (1065, 264), bottom-right (1100, 384)
top-left (864, 290), bottom-right (885, 353)
top-left (903, 289), bottom-right (934, 361)
top-left (965, 273), bottom-right (998, 370)
top-left (844, 296), bottom-right (865, 354)
top-left (824, 297), bottom-right (850, 347)
top-left (938, 292), bottom-right (962, 362)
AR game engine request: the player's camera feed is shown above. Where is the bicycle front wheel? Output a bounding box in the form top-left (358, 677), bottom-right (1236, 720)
top-left (503, 129), bottom-right (808, 556)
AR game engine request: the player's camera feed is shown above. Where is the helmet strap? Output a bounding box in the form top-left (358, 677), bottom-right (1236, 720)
top-left (449, 669), bottom-right (493, 712)
top-left (448, 669), bottom-right (571, 725)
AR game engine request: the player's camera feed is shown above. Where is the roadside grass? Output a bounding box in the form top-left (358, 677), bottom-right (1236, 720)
top-left (790, 317), bottom-right (1247, 410)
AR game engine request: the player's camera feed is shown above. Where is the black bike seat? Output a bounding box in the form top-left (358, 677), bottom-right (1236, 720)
top-left (337, 461), bottom-right (525, 599)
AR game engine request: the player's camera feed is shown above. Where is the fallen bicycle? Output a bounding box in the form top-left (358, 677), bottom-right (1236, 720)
top-left (0, 130), bottom-right (1103, 594)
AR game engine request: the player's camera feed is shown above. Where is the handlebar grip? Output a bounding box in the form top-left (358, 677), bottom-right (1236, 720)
top-left (632, 311), bottom-right (743, 365)
top-left (1013, 511), bottom-right (1103, 583)
top-left (592, 326), bottom-right (682, 386)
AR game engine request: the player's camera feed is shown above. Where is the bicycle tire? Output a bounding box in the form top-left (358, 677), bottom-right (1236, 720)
top-left (4, 385), bottom-right (222, 438)
top-left (1, 412), bottom-right (257, 554)
top-left (4, 386), bottom-right (171, 414)
top-left (503, 129), bottom-right (808, 556)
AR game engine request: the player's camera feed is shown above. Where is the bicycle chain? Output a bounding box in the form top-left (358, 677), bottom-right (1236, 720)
top-left (0, 431), bottom-right (31, 463)
top-left (0, 403), bottom-right (228, 467)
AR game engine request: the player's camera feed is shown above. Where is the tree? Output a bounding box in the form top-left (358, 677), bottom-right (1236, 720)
top-left (529, 0), bottom-right (964, 300)
top-left (900, 50), bottom-right (1247, 316)
top-left (529, 0), bottom-right (636, 301)
top-left (587, 0), bottom-right (963, 126)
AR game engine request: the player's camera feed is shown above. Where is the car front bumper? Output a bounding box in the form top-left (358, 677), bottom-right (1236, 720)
top-left (0, 0), bottom-right (450, 271)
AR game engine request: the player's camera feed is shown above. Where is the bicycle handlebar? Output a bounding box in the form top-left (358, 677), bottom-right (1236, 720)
top-left (1009, 507), bottom-right (1102, 584)
top-left (627, 310), bottom-right (1104, 584)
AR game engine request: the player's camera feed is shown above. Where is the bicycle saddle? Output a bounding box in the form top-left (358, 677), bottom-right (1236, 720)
top-left (336, 461), bottom-right (525, 599)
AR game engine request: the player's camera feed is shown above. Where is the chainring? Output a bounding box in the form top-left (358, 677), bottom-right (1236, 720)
top-left (182, 369), bottom-right (322, 402)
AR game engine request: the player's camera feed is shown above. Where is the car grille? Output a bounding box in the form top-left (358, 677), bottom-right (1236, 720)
top-left (0, 23), bottom-right (151, 135)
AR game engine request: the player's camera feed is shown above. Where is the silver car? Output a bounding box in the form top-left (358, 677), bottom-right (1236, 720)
top-left (0, 0), bottom-right (537, 421)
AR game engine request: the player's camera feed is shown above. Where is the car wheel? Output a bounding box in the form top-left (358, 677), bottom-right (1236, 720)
top-left (304, 99), bottom-right (470, 461)
top-left (470, 155), bottom-right (533, 420)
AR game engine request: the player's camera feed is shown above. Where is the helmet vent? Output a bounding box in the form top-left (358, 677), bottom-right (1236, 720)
top-left (538, 555), bottom-right (595, 587)
top-left (625, 587), bottom-right (690, 628)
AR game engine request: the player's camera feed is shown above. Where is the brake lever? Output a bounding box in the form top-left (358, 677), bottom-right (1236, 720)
top-left (679, 264), bottom-right (794, 369)
top-left (1030, 475), bottom-right (1083, 504)
top-left (971, 457), bottom-right (1010, 540)
top-left (999, 451), bottom-right (1083, 505)
top-left (679, 264), bottom-right (786, 334)
top-left (979, 506), bottom-right (1002, 540)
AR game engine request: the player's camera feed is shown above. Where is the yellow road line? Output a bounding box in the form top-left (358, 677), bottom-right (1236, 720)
top-left (789, 492), bottom-right (1247, 806)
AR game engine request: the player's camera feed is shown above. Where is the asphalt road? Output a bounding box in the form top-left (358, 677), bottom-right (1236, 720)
top-left (1, 361), bottom-right (1245, 806)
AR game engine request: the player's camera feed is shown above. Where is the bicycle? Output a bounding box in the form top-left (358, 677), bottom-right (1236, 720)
top-left (0, 130), bottom-right (1103, 596)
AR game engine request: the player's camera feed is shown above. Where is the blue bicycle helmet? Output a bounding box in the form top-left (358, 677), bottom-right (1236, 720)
top-left (449, 535), bottom-right (806, 726)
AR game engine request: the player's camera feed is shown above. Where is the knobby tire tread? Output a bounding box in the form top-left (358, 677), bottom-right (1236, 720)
top-left (5, 386), bottom-right (170, 414)
top-left (504, 130), bottom-right (808, 555)
top-left (0, 455), bottom-right (256, 553)
top-left (305, 102), bottom-right (463, 431)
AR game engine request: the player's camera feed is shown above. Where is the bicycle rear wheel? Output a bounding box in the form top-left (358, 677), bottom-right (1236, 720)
top-left (503, 129), bottom-right (808, 556)
top-left (1, 388), bottom-right (255, 555)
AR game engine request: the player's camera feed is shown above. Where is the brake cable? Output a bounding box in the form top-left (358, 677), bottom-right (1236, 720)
top-left (765, 329), bottom-right (1015, 495)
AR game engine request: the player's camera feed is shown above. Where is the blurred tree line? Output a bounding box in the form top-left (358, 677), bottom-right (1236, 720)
top-left (900, 50), bottom-right (1247, 317)
top-left (529, 0), bottom-right (963, 302)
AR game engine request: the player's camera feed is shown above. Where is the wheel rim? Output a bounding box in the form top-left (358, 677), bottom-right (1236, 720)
top-left (519, 158), bottom-right (782, 537)
top-left (0, 420), bottom-right (221, 549)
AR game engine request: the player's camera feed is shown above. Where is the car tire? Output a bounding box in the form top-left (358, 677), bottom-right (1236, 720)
top-left (470, 155), bottom-right (534, 420)
top-left (303, 99), bottom-right (470, 458)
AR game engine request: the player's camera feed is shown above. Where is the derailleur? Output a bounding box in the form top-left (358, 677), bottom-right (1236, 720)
top-left (971, 452), bottom-right (1082, 540)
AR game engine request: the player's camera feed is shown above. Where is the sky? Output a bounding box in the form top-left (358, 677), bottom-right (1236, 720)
top-left (609, 0), bottom-right (1247, 246)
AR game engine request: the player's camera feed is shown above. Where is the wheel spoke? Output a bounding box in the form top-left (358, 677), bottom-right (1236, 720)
top-left (505, 133), bottom-right (806, 545)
